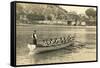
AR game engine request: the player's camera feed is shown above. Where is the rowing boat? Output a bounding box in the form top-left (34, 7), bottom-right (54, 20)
top-left (27, 42), bottom-right (74, 54)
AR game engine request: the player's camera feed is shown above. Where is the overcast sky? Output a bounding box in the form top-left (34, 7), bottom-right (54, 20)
top-left (60, 5), bottom-right (96, 15)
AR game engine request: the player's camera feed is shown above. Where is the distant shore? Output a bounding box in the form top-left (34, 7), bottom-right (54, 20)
top-left (16, 23), bottom-right (96, 29)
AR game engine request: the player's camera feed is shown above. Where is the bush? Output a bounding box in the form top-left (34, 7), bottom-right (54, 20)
top-left (27, 13), bottom-right (45, 21)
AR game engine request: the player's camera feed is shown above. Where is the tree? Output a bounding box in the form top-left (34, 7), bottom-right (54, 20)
top-left (85, 8), bottom-right (96, 19)
top-left (27, 13), bottom-right (45, 22)
top-left (16, 4), bottom-right (23, 13)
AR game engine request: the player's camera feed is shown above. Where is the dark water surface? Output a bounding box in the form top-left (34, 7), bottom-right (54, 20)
top-left (16, 25), bottom-right (96, 65)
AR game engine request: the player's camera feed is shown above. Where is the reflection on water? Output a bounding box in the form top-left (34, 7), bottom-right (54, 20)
top-left (16, 25), bottom-right (96, 65)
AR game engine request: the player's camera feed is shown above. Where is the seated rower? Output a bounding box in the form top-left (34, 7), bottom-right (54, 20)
top-left (53, 38), bottom-right (58, 45)
top-left (49, 38), bottom-right (54, 46)
top-left (60, 37), bottom-right (63, 44)
top-left (71, 34), bottom-right (76, 41)
top-left (56, 38), bottom-right (62, 45)
top-left (63, 37), bottom-right (66, 44)
top-left (47, 39), bottom-right (51, 46)
top-left (42, 40), bottom-right (48, 46)
top-left (67, 34), bottom-right (72, 42)
top-left (52, 38), bottom-right (57, 45)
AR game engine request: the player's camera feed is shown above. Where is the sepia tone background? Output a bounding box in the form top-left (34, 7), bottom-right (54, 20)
top-left (16, 3), bottom-right (97, 65)
top-left (0, 0), bottom-right (99, 68)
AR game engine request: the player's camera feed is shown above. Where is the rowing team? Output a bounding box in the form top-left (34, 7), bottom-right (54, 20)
top-left (41, 35), bottom-right (75, 46)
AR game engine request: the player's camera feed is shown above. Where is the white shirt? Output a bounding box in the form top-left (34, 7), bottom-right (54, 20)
top-left (32, 34), bottom-right (37, 39)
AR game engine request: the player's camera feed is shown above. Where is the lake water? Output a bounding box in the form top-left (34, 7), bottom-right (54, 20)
top-left (16, 25), bottom-right (97, 65)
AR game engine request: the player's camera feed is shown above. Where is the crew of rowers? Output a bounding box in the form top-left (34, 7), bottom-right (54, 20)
top-left (41, 35), bottom-right (75, 46)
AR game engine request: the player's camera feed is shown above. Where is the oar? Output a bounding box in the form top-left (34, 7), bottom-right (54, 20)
top-left (73, 40), bottom-right (87, 48)
top-left (74, 40), bottom-right (86, 45)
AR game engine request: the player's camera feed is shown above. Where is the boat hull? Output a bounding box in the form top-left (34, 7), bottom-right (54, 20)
top-left (27, 42), bottom-right (74, 54)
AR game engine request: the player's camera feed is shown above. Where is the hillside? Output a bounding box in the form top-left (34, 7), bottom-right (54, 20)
top-left (16, 3), bottom-right (68, 23)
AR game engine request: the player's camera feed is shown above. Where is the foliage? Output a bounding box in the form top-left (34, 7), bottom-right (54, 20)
top-left (27, 13), bottom-right (45, 21)
top-left (85, 8), bottom-right (96, 18)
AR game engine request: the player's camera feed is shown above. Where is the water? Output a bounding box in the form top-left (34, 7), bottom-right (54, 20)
top-left (16, 25), bottom-right (96, 65)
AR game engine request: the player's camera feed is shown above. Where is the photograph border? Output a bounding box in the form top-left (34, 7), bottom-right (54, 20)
top-left (10, 1), bottom-right (98, 67)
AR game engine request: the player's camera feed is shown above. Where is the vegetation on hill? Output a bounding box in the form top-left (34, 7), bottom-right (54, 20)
top-left (16, 3), bottom-right (96, 26)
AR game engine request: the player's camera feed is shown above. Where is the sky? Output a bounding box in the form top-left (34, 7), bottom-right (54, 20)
top-left (60, 5), bottom-right (96, 15)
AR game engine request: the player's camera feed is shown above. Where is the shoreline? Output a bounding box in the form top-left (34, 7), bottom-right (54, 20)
top-left (16, 24), bottom-right (96, 29)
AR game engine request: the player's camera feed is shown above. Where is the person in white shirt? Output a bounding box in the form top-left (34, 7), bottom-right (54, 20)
top-left (32, 30), bottom-right (37, 45)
